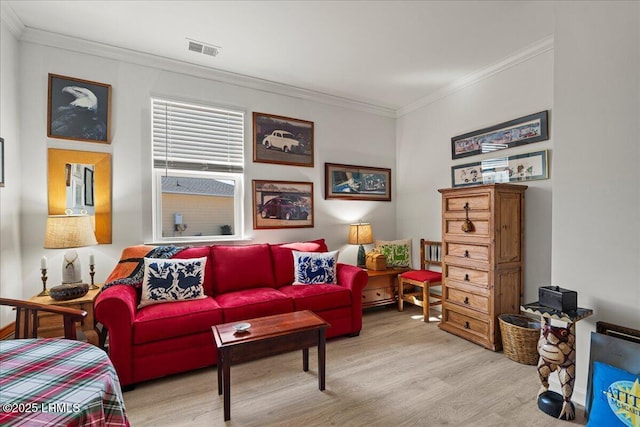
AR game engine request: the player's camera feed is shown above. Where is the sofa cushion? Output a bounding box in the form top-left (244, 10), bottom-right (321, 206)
top-left (211, 244), bottom-right (276, 294)
top-left (215, 288), bottom-right (293, 322)
top-left (172, 246), bottom-right (214, 296)
top-left (279, 284), bottom-right (351, 312)
top-left (133, 297), bottom-right (223, 345)
top-left (270, 239), bottom-right (329, 287)
top-left (139, 257), bottom-right (208, 308)
top-left (293, 250), bottom-right (339, 285)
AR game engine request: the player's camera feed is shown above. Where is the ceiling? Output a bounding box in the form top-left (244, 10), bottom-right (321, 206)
top-left (3, 1), bottom-right (555, 112)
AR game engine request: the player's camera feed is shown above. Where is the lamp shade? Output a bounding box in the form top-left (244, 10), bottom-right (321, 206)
top-left (348, 223), bottom-right (373, 245)
top-left (44, 215), bottom-right (98, 249)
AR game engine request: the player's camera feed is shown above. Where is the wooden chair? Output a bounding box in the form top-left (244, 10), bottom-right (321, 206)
top-left (0, 297), bottom-right (87, 340)
top-left (397, 240), bottom-right (442, 322)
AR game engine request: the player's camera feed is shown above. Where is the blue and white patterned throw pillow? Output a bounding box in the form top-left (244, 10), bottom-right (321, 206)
top-left (139, 257), bottom-right (207, 308)
top-left (293, 250), bottom-right (339, 285)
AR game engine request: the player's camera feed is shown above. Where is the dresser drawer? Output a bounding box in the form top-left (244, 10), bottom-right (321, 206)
top-left (445, 242), bottom-right (489, 263)
top-left (445, 287), bottom-right (489, 313)
top-left (444, 194), bottom-right (490, 213)
top-left (445, 265), bottom-right (489, 288)
top-left (443, 307), bottom-right (489, 337)
top-left (362, 287), bottom-right (395, 306)
top-left (444, 218), bottom-right (490, 239)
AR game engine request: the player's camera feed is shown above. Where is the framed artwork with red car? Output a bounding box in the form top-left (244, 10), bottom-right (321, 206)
top-left (252, 180), bottom-right (313, 229)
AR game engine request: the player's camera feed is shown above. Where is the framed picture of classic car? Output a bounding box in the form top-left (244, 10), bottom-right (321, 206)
top-left (252, 180), bottom-right (314, 229)
top-left (47, 73), bottom-right (112, 144)
top-left (325, 163), bottom-right (391, 201)
top-left (253, 112), bottom-right (314, 167)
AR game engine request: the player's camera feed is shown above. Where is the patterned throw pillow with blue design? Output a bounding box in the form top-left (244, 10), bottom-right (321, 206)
top-left (293, 250), bottom-right (339, 285)
top-left (139, 257), bottom-right (207, 308)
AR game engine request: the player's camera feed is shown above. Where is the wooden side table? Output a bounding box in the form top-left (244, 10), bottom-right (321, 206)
top-left (362, 268), bottom-right (409, 309)
top-left (29, 284), bottom-right (102, 346)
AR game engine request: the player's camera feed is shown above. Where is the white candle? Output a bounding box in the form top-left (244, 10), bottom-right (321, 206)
top-left (89, 253), bottom-right (95, 266)
top-left (41, 256), bottom-right (47, 270)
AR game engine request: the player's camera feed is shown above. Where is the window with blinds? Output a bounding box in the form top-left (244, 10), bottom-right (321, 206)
top-left (151, 98), bottom-right (245, 242)
top-left (152, 98), bottom-right (244, 173)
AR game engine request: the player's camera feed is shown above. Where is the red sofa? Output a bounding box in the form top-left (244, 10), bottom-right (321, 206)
top-left (94, 239), bottom-right (368, 387)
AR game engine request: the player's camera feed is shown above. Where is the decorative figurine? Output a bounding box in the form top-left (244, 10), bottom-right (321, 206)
top-left (536, 317), bottom-right (576, 420)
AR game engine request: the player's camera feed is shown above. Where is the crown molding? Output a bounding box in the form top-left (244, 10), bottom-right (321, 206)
top-left (396, 35), bottom-right (554, 117)
top-left (0, 3), bottom-right (25, 37)
top-left (19, 27), bottom-right (396, 118)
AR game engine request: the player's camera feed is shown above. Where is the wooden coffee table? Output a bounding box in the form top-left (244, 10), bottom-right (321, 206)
top-left (211, 310), bottom-right (330, 421)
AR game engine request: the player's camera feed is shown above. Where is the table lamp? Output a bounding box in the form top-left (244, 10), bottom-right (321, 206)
top-left (44, 214), bottom-right (98, 288)
top-left (348, 222), bottom-right (373, 268)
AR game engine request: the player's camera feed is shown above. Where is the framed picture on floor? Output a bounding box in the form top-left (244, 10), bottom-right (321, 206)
top-left (47, 73), bottom-right (112, 144)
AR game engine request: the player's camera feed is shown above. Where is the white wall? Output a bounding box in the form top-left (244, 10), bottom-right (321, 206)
top-left (396, 49), bottom-right (554, 304)
top-left (395, 1), bottom-right (640, 407)
top-left (14, 39), bottom-right (396, 299)
top-left (552, 0), bottom-right (640, 402)
top-left (0, 18), bottom-right (24, 327)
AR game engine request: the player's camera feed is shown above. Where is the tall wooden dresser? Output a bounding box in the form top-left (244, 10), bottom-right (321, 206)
top-left (438, 183), bottom-right (527, 351)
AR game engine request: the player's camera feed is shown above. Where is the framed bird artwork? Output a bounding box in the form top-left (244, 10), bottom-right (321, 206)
top-left (47, 73), bottom-right (112, 144)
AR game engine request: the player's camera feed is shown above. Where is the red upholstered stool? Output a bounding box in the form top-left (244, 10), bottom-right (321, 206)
top-left (398, 240), bottom-right (442, 322)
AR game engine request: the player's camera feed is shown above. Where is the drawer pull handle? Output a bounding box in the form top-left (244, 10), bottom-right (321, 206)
top-left (462, 202), bottom-right (475, 233)
top-left (464, 274), bottom-right (470, 281)
top-left (464, 250), bottom-right (470, 258)
top-left (376, 292), bottom-right (381, 296)
top-left (465, 321), bottom-right (470, 329)
top-left (464, 297), bottom-right (469, 305)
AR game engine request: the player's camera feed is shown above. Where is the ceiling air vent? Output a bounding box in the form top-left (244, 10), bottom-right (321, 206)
top-left (187, 38), bottom-right (220, 57)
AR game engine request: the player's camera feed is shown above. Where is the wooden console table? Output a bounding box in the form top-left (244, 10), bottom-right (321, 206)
top-left (362, 268), bottom-right (409, 309)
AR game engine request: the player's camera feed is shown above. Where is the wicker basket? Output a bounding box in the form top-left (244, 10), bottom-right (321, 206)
top-left (499, 314), bottom-right (541, 365)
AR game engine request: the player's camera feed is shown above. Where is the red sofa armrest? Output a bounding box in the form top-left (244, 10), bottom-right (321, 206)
top-left (94, 285), bottom-right (137, 386)
top-left (336, 263), bottom-right (368, 316)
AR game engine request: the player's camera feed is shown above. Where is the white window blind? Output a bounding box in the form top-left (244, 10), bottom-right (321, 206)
top-left (152, 98), bottom-right (244, 173)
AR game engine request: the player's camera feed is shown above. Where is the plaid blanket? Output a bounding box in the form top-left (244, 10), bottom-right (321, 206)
top-left (0, 339), bottom-right (129, 426)
top-left (102, 245), bottom-right (188, 293)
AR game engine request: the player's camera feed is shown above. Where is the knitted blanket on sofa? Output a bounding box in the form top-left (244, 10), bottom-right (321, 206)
top-left (102, 245), bottom-right (187, 293)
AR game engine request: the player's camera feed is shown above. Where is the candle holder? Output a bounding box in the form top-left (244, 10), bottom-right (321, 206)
top-left (38, 268), bottom-right (49, 296)
top-left (89, 264), bottom-right (98, 290)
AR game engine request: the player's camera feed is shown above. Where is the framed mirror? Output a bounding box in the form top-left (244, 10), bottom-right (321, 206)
top-left (48, 148), bottom-right (111, 244)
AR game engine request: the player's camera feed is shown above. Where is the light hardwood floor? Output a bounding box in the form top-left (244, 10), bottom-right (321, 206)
top-left (123, 305), bottom-right (586, 426)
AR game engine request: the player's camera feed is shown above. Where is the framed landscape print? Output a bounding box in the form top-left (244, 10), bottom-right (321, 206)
top-left (451, 110), bottom-right (548, 159)
top-left (47, 73), bottom-right (112, 144)
top-left (253, 180), bottom-right (314, 229)
top-left (325, 163), bottom-right (391, 201)
top-left (253, 112), bottom-right (314, 167)
top-left (451, 149), bottom-right (549, 188)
